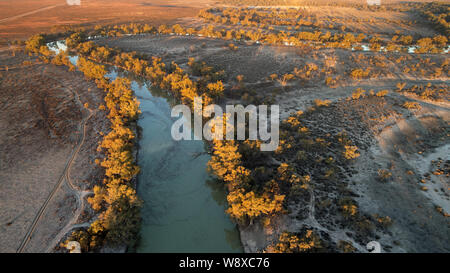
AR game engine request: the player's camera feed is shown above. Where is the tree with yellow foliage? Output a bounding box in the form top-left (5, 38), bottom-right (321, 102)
top-left (265, 230), bottom-right (322, 253)
top-left (25, 34), bottom-right (45, 53)
top-left (226, 189), bottom-right (285, 225)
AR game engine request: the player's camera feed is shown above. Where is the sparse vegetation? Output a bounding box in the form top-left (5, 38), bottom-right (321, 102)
top-left (265, 230), bottom-right (324, 253)
top-left (377, 169), bottom-right (392, 182)
top-left (402, 101), bottom-right (421, 110)
top-left (4, 0), bottom-right (449, 254)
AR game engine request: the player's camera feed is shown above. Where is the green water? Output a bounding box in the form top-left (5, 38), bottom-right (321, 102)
top-left (129, 80), bottom-right (243, 253)
top-left (48, 40), bottom-right (242, 253)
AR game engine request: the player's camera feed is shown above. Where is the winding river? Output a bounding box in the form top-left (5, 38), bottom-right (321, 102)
top-left (48, 41), bottom-right (243, 253)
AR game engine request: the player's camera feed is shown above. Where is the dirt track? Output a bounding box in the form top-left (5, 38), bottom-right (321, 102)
top-left (0, 4), bottom-right (64, 24)
top-left (0, 0), bottom-right (214, 44)
top-left (17, 80), bottom-right (95, 253)
top-left (0, 50), bottom-right (108, 253)
top-left (98, 32), bottom-right (449, 252)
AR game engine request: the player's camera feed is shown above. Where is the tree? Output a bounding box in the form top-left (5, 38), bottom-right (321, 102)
top-left (351, 88), bottom-right (366, 100)
top-left (350, 68), bottom-right (369, 79)
top-left (66, 32), bottom-right (86, 48)
top-left (208, 140), bottom-right (245, 185)
top-left (102, 195), bottom-right (142, 246)
top-left (207, 81), bottom-right (225, 98)
top-left (52, 50), bottom-right (75, 71)
top-left (416, 37), bottom-right (436, 53)
top-left (278, 74), bottom-right (294, 86)
top-left (343, 145), bottom-right (360, 160)
top-left (433, 35), bottom-right (448, 48)
top-left (226, 189), bottom-right (285, 225)
top-left (265, 230), bottom-right (322, 253)
top-left (25, 34), bottom-right (45, 53)
top-left (77, 57), bottom-right (106, 80)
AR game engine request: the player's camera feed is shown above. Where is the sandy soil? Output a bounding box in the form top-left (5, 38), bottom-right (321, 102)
top-left (0, 0), bottom-right (215, 45)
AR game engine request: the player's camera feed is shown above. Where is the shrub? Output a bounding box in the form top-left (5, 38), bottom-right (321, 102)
top-left (25, 34), bottom-right (45, 53)
top-left (66, 32), bottom-right (86, 49)
top-left (350, 68), bottom-right (370, 79)
top-left (396, 82), bottom-right (406, 91)
top-left (228, 43), bottom-right (238, 50)
top-left (206, 81), bottom-right (225, 98)
top-left (278, 74), bottom-right (294, 86)
top-left (351, 88), bottom-right (366, 100)
top-left (339, 198), bottom-right (358, 219)
top-left (376, 90), bottom-right (389, 97)
top-left (343, 145), bottom-right (360, 160)
top-left (377, 169), bottom-right (392, 182)
top-left (374, 215), bottom-right (393, 228)
top-left (265, 230), bottom-right (323, 253)
top-left (314, 99), bottom-right (331, 107)
top-left (402, 101), bottom-right (421, 110)
top-left (337, 241), bottom-right (356, 253)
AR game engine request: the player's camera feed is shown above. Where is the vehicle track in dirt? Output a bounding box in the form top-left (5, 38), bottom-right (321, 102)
top-left (0, 4), bottom-right (65, 24)
top-left (17, 78), bottom-right (95, 253)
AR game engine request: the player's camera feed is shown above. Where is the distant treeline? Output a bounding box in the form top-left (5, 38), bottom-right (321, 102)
top-left (219, 0), bottom-right (413, 11)
top-left (198, 8), bottom-right (448, 53)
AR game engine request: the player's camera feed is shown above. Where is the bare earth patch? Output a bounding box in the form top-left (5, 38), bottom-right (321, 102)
top-left (0, 50), bottom-right (108, 252)
top-left (95, 31), bottom-right (449, 252)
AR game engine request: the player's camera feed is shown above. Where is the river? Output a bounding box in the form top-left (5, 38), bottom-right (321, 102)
top-left (48, 41), bottom-right (243, 253)
top-left (129, 76), bottom-right (243, 253)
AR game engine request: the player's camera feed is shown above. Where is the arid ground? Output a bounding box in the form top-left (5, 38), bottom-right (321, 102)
top-left (0, 0), bottom-right (448, 253)
top-left (0, 0), bottom-right (216, 253)
top-left (97, 32), bottom-right (449, 252)
top-left (0, 49), bottom-right (109, 252)
top-left (0, 0), bottom-right (215, 45)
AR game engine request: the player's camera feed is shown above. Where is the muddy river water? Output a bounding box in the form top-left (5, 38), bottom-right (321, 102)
top-left (48, 41), bottom-right (242, 252)
top-left (129, 78), bottom-right (242, 253)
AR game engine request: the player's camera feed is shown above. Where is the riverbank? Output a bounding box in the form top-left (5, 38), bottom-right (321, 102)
top-left (45, 37), bottom-right (245, 252)
top-left (0, 48), bottom-right (110, 252)
top-left (38, 22), bottom-right (450, 252)
top-left (93, 31), bottom-right (449, 253)
top-left (126, 74), bottom-right (243, 253)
